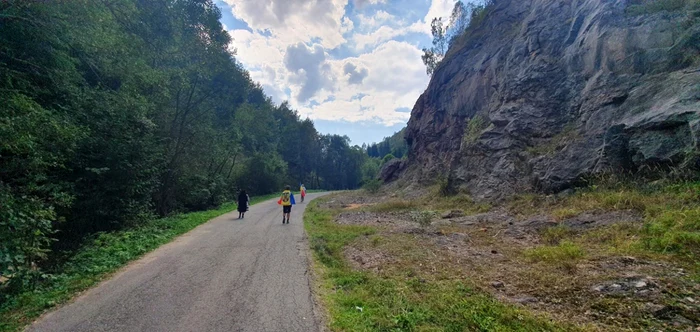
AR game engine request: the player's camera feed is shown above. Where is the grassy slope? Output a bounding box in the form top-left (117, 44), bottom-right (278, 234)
top-left (0, 193), bottom-right (279, 332)
top-left (304, 198), bottom-right (571, 331)
top-left (305, 181), bottom-right (700, 331)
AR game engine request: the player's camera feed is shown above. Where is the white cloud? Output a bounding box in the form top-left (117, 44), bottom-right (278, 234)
top-left (297, 40), bottom-right (427, 125)
top-left (222, 0), bottom-right (347, 49)
top-left (341, 16), bottom-right (354, 34)
top-left (421, 0), bottom-right (455, 34)
top-left (353, 21), bottom-right (424, 50)
top-left (353, 0), bottom-right (388, 7)
top-left (357, 10), bottom-right (395, 29)
top-left (221, 0), bottom-right (433, 129)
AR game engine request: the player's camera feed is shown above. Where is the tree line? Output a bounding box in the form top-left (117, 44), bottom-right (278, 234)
top-left (365, 128), bottom-right (408, 160)
top-left (0, 0), bottom-right (372, 288)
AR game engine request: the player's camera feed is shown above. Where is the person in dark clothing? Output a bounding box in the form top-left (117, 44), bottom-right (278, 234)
top-left (237, 190), bottom-right (249, 219)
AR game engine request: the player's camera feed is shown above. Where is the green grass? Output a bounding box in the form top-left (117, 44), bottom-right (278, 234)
top-left (305, 196), bottom-right (571, 331)
top-left (524, 241), bottom-right (586, 272)
top-left (463, 115), bottom-right (490, 145)
top-left (513, 181), bottom-right (700, 263)
top-left (526, 124), bottom-right (578, 156)
top-left (0, 193), bottom-right (280, 332)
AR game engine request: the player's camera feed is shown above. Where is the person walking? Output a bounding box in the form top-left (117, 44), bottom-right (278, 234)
top-left (300, 183), bottom-right (306, 203)
top-left (277, 185), bottom-right (296, 224)
top-left (237, 189), bottom-right (249, 219)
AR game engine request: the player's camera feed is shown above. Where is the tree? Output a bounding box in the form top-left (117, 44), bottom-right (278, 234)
top-left (0, 0), bottom-right (372, 290)
top-left (449, 1), bottom-right (469, 42)
top-left (421, 17), bottom-right (448, 76)
top-left (421, 1), bottom-right (491, 76)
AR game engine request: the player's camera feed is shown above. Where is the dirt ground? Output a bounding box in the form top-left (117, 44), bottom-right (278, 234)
top-left (322, 190), bottom-right (700, 331)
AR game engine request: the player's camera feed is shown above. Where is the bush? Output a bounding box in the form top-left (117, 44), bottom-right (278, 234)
top-left (0, 186), bottom-right (56, 293)
top-left (463, 115), bottom-right (489, 145)
top-left (363, 179), bottom-right (382, 193)
top-left (382, 154), bottom-right (396, 165)
top-left (410, 210), bottom-right (438, 227)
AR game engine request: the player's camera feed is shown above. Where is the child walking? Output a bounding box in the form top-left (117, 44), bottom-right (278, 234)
top-left (277, 185), bottom-right (296, 224)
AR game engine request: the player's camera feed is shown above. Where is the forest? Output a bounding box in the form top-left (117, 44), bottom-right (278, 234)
top-left (365, 128), bottom-right (408, 160)
top-left (0, 0), bottom-right (373, 292)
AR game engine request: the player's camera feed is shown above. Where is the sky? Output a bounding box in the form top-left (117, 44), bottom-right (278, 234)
top-left (214, 0), bottom-right (460, 146)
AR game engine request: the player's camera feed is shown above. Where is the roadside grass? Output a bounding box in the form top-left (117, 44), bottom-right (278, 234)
top-left (366, 188), bottom-right (491, 216)
top-left (305, 196), bottom-right (573, 331)
top-left (508, 181), bottom-right (700, 262)
top-left (335, 180), bottom-right (700, 329)
top-left (0, 193), bottom-right (280, 332)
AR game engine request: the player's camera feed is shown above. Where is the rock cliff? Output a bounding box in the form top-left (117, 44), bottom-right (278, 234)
top-left (400, 0), bottom-right (700, 200)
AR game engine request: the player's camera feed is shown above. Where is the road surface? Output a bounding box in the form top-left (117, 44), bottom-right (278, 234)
top-left (29, 193), bottom-right (327, 332)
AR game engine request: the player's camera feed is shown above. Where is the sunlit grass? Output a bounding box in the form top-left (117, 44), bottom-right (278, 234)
top-left (304, 196), bottom-right (573, 331)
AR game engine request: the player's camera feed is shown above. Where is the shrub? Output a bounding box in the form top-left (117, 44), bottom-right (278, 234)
top-left (410, 210), bottom-right (438, 227)
top-left (463, 115), bottom-right (489, 145)
top-left (363, 179), bottom-right (382, 194)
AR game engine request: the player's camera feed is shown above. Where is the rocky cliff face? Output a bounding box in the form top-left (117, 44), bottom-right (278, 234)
top-left (399, 0), bottom-right (700, 200)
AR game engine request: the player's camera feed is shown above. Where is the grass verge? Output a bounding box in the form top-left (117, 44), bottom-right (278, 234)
top-left (304, 195), bottom-right (571, 331)
top-left (508, 182), bottom-right (700, 261)
top-left (0, 193), bottom-right (279, 332)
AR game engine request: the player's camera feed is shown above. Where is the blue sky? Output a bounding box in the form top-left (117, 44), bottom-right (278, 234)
top-left (215, 0), bottom-right (459, 145)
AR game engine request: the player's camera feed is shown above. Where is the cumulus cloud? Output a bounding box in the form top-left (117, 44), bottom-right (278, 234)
top-left (221, 0), bottom-right (434, 131)
top-left (343, 63), bottom-right (369, 85)
top-left (421, 0), bottom-right (455, 34)
top-left (341, 16), bottom-right (354, 34)
top-left (353, 21), bottom-right (424, 50)
top-left (222, 0), bottom-right (347, 48)
top-left (284, 43), bottom-right (334, 102)
top-left (357, 10), bottom-right (395, 29)
top-left (296, 40), bottom-right (427, 125)
top-left (353, 0), bottom-right (388, 8)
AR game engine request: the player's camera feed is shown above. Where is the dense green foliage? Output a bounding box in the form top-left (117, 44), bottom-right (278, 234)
top-left (0, 0), bottom-right (368, 295)
top-left (366, 128), bottom-right (407, 159)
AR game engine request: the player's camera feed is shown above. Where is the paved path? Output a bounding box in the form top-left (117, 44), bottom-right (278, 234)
top-left (29, 193), bottom-right (327, 332)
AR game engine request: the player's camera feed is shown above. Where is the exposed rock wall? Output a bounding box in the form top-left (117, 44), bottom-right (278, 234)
top-left (403, 0), bottom-right (700, 200)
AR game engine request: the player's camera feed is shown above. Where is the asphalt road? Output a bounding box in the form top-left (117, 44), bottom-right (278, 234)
top-left (28, 193), bottom-right (327, 332)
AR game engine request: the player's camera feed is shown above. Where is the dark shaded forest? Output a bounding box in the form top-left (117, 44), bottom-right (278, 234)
top-left (0, 0), bottom-right (371, 289)
top-left (366, 128), bottom-right (408, 159)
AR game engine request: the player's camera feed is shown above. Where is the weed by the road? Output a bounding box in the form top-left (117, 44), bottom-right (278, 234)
top-left (0, 193), bottom-right (279, 332)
